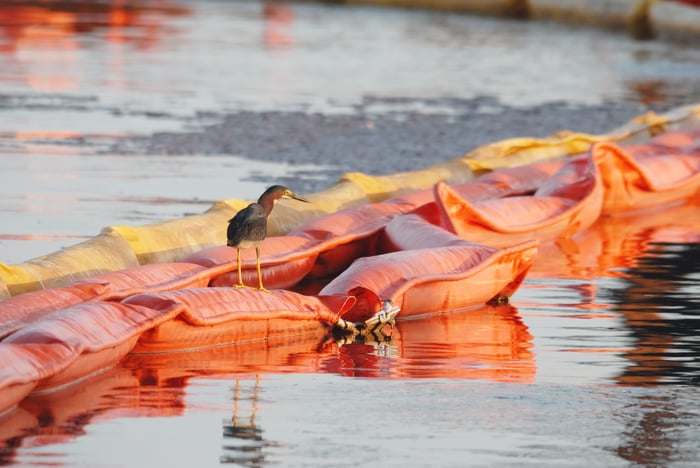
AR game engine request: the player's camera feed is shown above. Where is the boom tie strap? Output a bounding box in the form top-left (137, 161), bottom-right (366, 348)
top-left (333, 300), bottom-right (400, 343)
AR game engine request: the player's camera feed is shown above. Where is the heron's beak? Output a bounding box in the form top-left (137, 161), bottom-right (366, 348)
top-left (289, 192), bottom-right (310, 203)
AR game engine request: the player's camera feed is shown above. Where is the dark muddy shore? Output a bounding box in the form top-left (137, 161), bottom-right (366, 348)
top-left (106, 97), bottom-right (658, 193)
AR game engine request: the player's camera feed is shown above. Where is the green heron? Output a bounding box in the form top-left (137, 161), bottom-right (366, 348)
top-left (227, 185), bottom-right (309, 291)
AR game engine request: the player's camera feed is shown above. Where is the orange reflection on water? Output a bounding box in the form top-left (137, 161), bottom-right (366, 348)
top-left (529, 196), bottom-right (700, 281)
top-left (526, 195), bottom-right (700, 386)
top-left (317, 305), bottom-right (536, 382)
top-left (7, 7), bottom-right (80, 91)
top-left (0, 305), bottom-right (536, 462)
top-left (5, 130), bottom-right (86, 154)
top-left (13, 131), bottom-right (84, 140)
top-left (119, 304), bottom-right (536, 384)
top-left (0, 1), bottom-right (190, 92)
top-left (627, 80), bottom-right (668, 106)
top-left (0, 333), bottom-right (323, 463)
top-left (263, 4), bottom-right (294, 49)
top-left (0, 364), bottom-right (180, 461)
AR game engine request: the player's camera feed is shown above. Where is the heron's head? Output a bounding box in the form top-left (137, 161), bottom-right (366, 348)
top-left (259, 185), bottom-right (309, 205)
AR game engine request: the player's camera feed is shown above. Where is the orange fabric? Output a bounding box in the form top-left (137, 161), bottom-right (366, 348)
top-left (3, 301), bottom-right (170, 350)
top-left (434, 151), bottom-right (605, 247)
top-left (190, 237), bottom-right (319, 289)
top-left (191, 194), bottom-right (429, 287)
top-left (73, 262), bottom-right (210, 297)
top-left (0, 263), bottom-right (213, 339)
top-left (320, 221), bottom-right (538, 322)
top-left (0, 342), bottom-right (76, 413)
top-left (2, 302), bottom-right (172, 392)
top-left (378, 213), bottom-right (472, 252)
top-left (594, 133), bottom-right (700, 214)
top-left (125, 288), bottom-right (354, 352)
top-left (462, 159), bottom-right (565, 197)
top-left (0, 284), bottom-right (105, 340)
top-left (192, 162), bottom-right (562, 287)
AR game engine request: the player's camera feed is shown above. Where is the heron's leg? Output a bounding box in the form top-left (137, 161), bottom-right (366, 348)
top-left (256, 246), bottom-right (269, 292)
top-left (236, 248), bottom-right (244, 288)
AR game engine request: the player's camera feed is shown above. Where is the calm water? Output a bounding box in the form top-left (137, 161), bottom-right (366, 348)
top-left (1, 1), bottom-right (700, 466)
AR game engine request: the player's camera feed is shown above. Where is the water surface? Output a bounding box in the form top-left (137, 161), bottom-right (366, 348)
top-left (1, 1), bottom-right (700, 466)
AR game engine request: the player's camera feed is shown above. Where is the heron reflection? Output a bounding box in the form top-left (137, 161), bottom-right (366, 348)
top-left (221, 375), bottom-right (282, 466)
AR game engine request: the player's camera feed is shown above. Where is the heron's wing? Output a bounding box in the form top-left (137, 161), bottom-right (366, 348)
top-left (227, 204), bottom-right (267, 247)
top-left (227, 207), bottom-right (252, 246)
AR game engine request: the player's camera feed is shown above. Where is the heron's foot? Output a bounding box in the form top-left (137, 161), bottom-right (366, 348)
top-left (256, 286), bottom-right (273, 293)
top-left (234, 283), bottom-right (252, 289)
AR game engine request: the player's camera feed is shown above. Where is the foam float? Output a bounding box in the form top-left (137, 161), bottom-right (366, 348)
top-left (185, 162), bottom-right (560, 288)
top-left (0, 220), bottom-right (537, 413)
top-left (0, 262), bottom-right (214, 340)
top-left (5, 128), bottom-right (693, 350)
top-left (3, 301), bottom-right (170, 393)
top-left (650, 0), bottom-right (700, 43)
top-left (0, 158), bottom-right (561, 316)
top-left (528, 0), bottom-right (653, 37)
top-left (431, 127), bottom-right (700, 247)
top-left (124, 289), bottom-right (354, 353)
top-left (0, 342), bottom-right (75, 417)
top-left (338, 0), bottom-right (529, 16)
top-left (594, 130), bottom-right (700, 214)
top-left (0, 232), bottom-right (138, 298)
top-left (320, 227), bottom-right (538, 322)
top-left (434, 151), bottom-right (604, 247)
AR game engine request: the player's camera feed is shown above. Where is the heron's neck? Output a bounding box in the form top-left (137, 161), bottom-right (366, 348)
top-left (258, 197), bottom-right (276, 216)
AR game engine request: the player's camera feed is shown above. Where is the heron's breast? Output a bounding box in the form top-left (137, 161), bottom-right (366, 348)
top-left (236, 239), bottom-right (262, 249)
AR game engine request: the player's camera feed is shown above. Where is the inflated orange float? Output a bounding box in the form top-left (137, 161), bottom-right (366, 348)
top-left (125, 288), bottom-right (354, 353)
top-left (594, 131), bottom-right (700, 214)
top-left (434, 151), bottom-right (604, 246)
